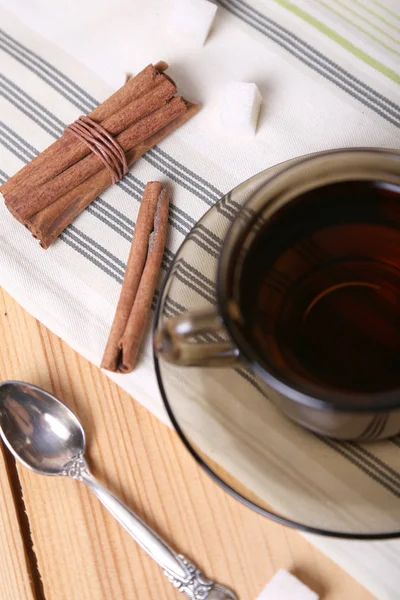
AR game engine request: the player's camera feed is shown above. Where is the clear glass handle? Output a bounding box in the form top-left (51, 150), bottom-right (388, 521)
top-left (154, 309), bottom-right (240, 367)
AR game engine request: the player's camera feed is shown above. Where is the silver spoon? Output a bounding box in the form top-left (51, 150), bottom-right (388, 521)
top-left (0, 381), bottom-right (237, 600)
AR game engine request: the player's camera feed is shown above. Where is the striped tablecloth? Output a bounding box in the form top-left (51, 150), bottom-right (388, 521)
top-left (1, 1), bottom-right (399, 598)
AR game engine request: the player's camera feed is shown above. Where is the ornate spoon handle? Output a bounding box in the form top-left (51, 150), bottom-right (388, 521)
top-left (63, 456), bottom-right (236, 599)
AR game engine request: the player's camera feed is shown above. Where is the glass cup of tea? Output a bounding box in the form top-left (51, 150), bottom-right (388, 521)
top-left (155, 148), bottom-right (400, 441)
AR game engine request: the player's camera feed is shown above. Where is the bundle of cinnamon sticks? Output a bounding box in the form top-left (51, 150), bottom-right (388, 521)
top-left (0, 61), bottom-right (198, 248)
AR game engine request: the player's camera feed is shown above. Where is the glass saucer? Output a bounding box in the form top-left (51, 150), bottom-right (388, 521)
top-left (154, 156), bottom-right (400, 539)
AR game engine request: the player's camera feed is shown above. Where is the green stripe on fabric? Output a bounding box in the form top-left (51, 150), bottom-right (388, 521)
top-left (349, 0), bottom-right (400, 33)
top-left (331, 0), bottom-right (400, 47)
top-left (370, 0), bottom-right (400, 23)
top-left (316, 0), bottom-right (400, 57)
top-left (273, 0), bottom-right (400, 84)
top-left (217, 0), bottom-right (400, 128)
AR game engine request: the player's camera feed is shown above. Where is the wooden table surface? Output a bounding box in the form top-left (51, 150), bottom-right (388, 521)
top-left (0, 287), bottom-right (374, 600)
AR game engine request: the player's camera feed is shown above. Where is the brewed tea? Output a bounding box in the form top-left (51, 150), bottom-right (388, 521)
top-left (240, 181), bottom-right (400, 393)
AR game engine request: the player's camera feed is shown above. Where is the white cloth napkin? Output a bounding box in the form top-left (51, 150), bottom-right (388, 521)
top-left (0, 1), bottom-right (399, 598)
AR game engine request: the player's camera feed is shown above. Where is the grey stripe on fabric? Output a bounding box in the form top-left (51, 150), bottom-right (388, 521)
top-left (0, 121), bottom-right (39, 156)
top-left (59, 232), bottom-right (123, 284)
top-left (87, 205), bottom-right (176, 275)
top-left (1, 152), bottom-right (126, 283)
top-left (3, 155), bottom-right (397, 495)
top-left (0, 30), bottom-right (232, 213)
top-left (119, 171), bottom-right (222, 246)
top-left (0, 74), bottom-right (65, 129)
top-left (143, 151), bottom-right (218, 207)
top-left (1, 86), bottom-right (66, 137)
top-left (163, 295), bottom-right (187, 315)
top-left (1, 86), bottom-right (63, 138)
top-left (121, 171), bottom-right (232, 231)
top-left (0, 40), bottom-right (91, 113)
top-left (1, 140), bottom-right (173, 285)
top-left (0, 134), bottom-right (32, 163)
top-left (149, 146), bottom-right (223, 196)
top-left (319, 436), bottom-right (400, 498)
top-left (186, 233), bottom-right (220, 259)
top-left (180, 258), bottom-right (216, 293)
top-left (86, 205), bottom-right (132, 240)
top-left (62, 228), bottom-right (126, 278)
top-left (229, 0), bottom-right (400, 113)
top-left (217, 0), bottom-right (400, 128)
top-left (89, 203), bottom-right (172, 275)
top-left (117, 177), bottom-right (143, 200)
top-left (95, 196), bottom-right (134, 230)
top-left (179, 221), bottom-right (221, 253)
top-left (0, 28), bottom-right (96, 110)
top-left (342, 442), bottom-right (400, 486)
top-left (2, 85), bottom-right (225, 245)
top-left (1, 117), bottom-right (221, 266)
top-left (0, 127), bottom-right (36, 160)
top-left (160, 290), bottom-right (400, 498)
top-left (118, 175), bottom-right (224, 251)
top-left (222, 0), bottom-right (400, 118)
top-left (124, 160), bottom-right (235, 220)
top-left (67, 224), bottom-right (126, 269)
top-left (358, 413), bottom-right (388, 440)
top-left (4, 122), bottom-right (400, 491)
top-left (2, 36), bottom-right (399, 493)
top-left (174, 269), bottom-right (214, 304)
top-left (0, 155), bottom-right (131, 283)
top-left (174, 263), bottom-right (216, 300)
top-left (0, 88), bottom-right (223, 259)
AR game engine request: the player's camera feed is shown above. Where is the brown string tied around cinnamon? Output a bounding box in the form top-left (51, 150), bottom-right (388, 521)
top-left (66, 116), bottom-right (128, 184)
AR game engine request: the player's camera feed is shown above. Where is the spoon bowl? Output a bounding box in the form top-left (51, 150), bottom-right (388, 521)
top-left (0, 380), bottom-right (237, 599)
top-left (0, 381), bottom-right (85, 476)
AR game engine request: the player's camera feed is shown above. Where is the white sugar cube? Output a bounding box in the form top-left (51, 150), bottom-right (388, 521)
top-left (220, 82), bottom-right (262, 136)
top-left (169, 0), bottom-right (218, 46)
top-left (257, 569), bottom-right (319, 600)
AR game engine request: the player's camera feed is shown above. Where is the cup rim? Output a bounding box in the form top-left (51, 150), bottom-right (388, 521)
top-left (217, 147), bottom-right (400, 413)
top-left (153, 151), bottom-right (400, 538)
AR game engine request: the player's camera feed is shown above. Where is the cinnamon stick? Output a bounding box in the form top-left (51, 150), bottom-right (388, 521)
top-left (91, 62), bottom-right (168, 122)
top-left (119, 188), bottom-right (169, 372)
top-left (0, 63), bottom-right (169, 198)
top-left (8, 97), bottom-right (187, 222)
top-left (101, 182), bottom-right (169, 373)
top-left (1, 58), bottom-right (198, 247)
top-left (2, 75), bottom-right (176, 212)
top-left (154, 61), bottom-right (168, 73)
top-left (28, 102), bottom-right (198, 248)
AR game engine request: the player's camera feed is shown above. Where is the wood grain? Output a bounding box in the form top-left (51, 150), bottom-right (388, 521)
top-left (0, 287), bottom-right (374, 599)
top-left (0, 444), bottom-right (36, 600)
